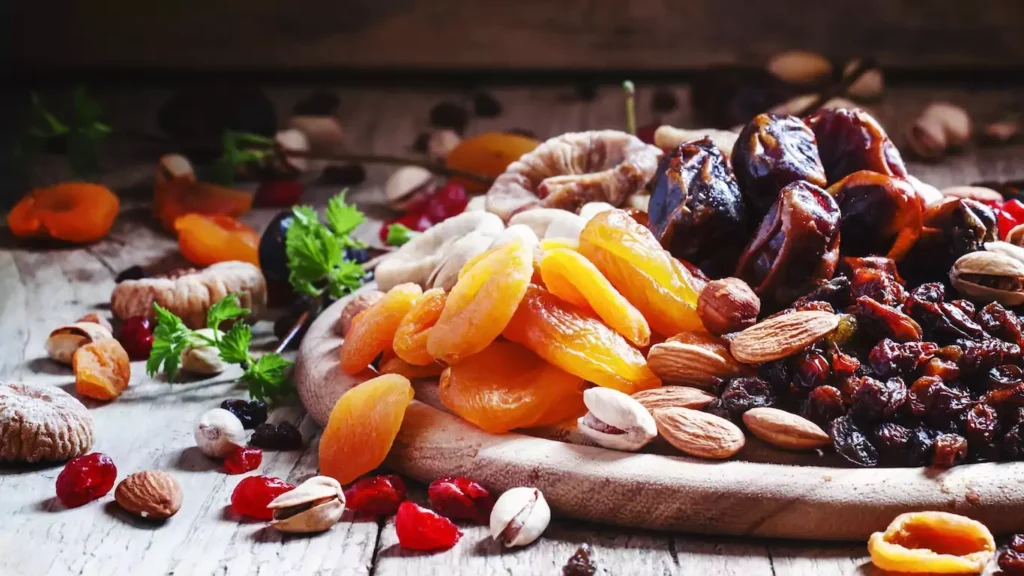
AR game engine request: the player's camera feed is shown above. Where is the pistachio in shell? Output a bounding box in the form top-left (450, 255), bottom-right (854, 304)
top-left (950, 250), bottom-right (1024, 306)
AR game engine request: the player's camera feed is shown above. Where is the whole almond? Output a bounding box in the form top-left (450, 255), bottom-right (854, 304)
top-left (653, 407), bottom-right (745, 460)
top-left (632, 386), bottom-right (716, 413)
top-left (730, 310), bottom-right (840, 364)
top-left (115, 471), bottom-right (182, 520)
top-left (647, 341), bottom-right (745, 387)
top-left (742, 407), bottom-right (831, 451)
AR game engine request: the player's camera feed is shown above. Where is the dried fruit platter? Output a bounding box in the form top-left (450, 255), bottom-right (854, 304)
top-left (296, 285), bottom-right (1024, 541)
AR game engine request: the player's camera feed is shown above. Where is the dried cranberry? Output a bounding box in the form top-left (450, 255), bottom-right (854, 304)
top-left (433, 182), bottom-right (469, 217)
top-left (931, 433), bottom-right (968, 467)
top-left (801, 385), bottom-right (845, 429)
top-left (344, 475), bottom-right (407, 517)
top-left (254, 180), bottom-right (304, 208)
top-left (867, 339), bottom-right (937, 379)
top-left (220, 399), bottom-right (268, 430)
top-left (380, 212), bottom-right (432, 244)
top-left (427, 477), bottom-right (495, 524)
top-left (230, 475), bottom-right (294, 519)
top-left (249, 422), bottom-right (303, 450)
top-left (55, 453), bottom-right (117, 507)
top-left (850, 376), bottom-right (907, 422)
top-left (118, 316), bottom-right (154, 360)
top-left (563, 543), bottom-right (598, 576)
top-left (395, 501), bottom-right (462, 551)
top-left (792, 351), bottom-right (831, 392)
top-left (224, 446), bottom-right (263, 474)
top-left (831, 415), bottom-right (879, 467)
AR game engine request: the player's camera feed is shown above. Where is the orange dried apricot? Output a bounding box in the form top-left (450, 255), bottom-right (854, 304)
top-left (319, 374), bottom-right (414, 485)
top-left (868, 512), bottom-right (995, 574)
top-left (393, 289), bottom-right (447, 366)
top-left (341, 283), bottom-right (423, 375)
top-left (540, 248), bottom-right (651, 346)
top-left (579, 209), bottom-right (703, 336)
top-left (174, 213), bottom-right (260, 267)
top-left (427, 241), bottom-right (533, 364)
top-left (153, 178), bottom-right (252, 233)
top-left (503, 284), bottom-right (661, 394)
top-left (72, 339), bottom-right (131, 401)
top-left (445, 132), bottom-right (540, 193)
top-left (379, 356), bottom-right (445, 380)
top-left (7, 183), bottom-right (119, 243)
top-left (439, 341), bottom-right (586, 433)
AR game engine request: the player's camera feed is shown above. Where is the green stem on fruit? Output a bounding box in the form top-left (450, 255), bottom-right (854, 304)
top-left (623, 80), bottom-right (637, 136)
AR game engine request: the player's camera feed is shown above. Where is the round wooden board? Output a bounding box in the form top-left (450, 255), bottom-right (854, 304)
top-left (295, 287), bottom-right (1024, 541)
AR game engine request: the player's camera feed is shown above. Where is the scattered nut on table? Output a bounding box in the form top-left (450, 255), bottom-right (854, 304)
top-left (269, 476), bottom-right (345, 533)
top-left (843, 59), bottom-right (885, 100)
top-left (157, 154), bottom-right (195, 185)
top-left (489, 487), bottom-right (550, 548)
top-left (940, 185), bottom-right (1003, 203)
top-left (180, 328), bottom-right (228, 375)
top-left (385, 166), bottom-right (434, 211)
top-left (272, 128), bottom-right (311, 174)
top-left (766, 51), bottom-right (832, 85)
top-left (427, 129), bottom-right (461, 161)
top-left (0, 381), bottom-right (94, 463)
top-left (653, 125), bottom-right (738, 157)
top-left (194, 408), bottom-right (246, 458)
top-left (576, 387), bottom-right (657, 452)
top-left (115, 470), bottom-right (183, 520)
top-left (906, 102), bottom-right (972, 159)
top-left (46, 322), bottom-right (113, 365)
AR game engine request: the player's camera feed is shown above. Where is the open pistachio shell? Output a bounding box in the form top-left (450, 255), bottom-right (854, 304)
top-left (950, 250), bottom-right (1024, 306)
top-left (46, 322), bottom-right (113, 365)
top-left (268, 476), bottom-right (345, 533)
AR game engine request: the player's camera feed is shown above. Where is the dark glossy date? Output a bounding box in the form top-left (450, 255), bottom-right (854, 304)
top-left (826, 170), bottom-right (924, 261)
top-left (805, 107), bottom-right (909, 184)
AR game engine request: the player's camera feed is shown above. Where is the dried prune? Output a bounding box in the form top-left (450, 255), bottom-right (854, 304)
top-left (867, 339), bottom-right (937, 379)
top-left (648, 138), bottom-right (747, 277)
top-left (850, 268), bottom-right (906, 307)
top-left (802, 385), bottom-right (846, 429)
top-left (827, 171), bottom-right (924, 261)
top-left (931, 433), bottom-right (968, 468)
top-left (908, 376), bottom-right (972, 429)
top-left (831, 415), bottom-right (880, 467)
top-left (731, 113), bottom-right (826, 219)
top-left (851, 376), bottom-right (907, 422)
top-left (977, 302), bottom-right (1024, 347)
top-left (735, 181), bottom-right (841, 310)
top-left (804, 107), bottom-right (909, 183)
top-left (712, 377), bottom-right (777, 420)
top-left (957, 338), bottom-right (1021, 375)
top-left (792, 351), bottom-right (831, 392)
top-left (249, 422), bottom-right (304, 450)
top-left (854, 296), bottom-right (923, 342)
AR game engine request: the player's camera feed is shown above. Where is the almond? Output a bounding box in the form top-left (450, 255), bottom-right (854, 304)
top-left (631, 386), bottom-right (716, 413)
top-left (742, 407), bottom-right (831, 451)
top-left (653, 407), bottom-right (745, 460)
top-left (115, 471), bottom-right (182, 520)
top-left (729, 310), bottom-right (840, 364)
top-left (647, 340), bottom-right (746, 388)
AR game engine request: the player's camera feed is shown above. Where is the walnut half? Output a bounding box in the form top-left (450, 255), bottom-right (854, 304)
top-left (111, 261), bottom-right (266, 328)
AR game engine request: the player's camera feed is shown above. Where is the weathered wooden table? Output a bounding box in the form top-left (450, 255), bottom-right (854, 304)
top-left (2, 85), bottom-right (1022, 575)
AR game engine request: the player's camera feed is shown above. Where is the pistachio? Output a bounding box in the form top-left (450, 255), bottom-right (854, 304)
top-left (273, 128), bottom-right (311, 174)
top-left (181, 328), bottom-right (227, 375)
top-left (766, 51), bottom-right (832, 85)
top-left (288, 115), bottom-right (345, 155)
top-left (576, 387), bottom-right (657, 452)
top-left (489, 487), bottom-right (550, 548)
top-left (950, 249), bottom-right (1024, 306)
top-left (906, 102), bottom-right (972, 160)
top-left (427, 129), bottom-right (461, 161)
top-left (384, 166), bottom-right (434, 210)
top-left (268, 476), bottom-right (345, 533)
top-left (46, 322), bottom-right (113, 365)
top-left (843, 60), bottom-right (884, 100)
top-left (157, 154), bottom-right (195, 185)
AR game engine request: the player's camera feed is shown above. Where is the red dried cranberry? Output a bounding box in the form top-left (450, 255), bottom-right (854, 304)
top-left (344, 474), bottom-right (406, 517)
top-left (432, 182), bottom-right (469, 219)
top-left (395, 501), bottom-right (462, 551)
top-left (224, 446), bottom-right (263, 474)
top-left (254, 180), bottom-right (304, 207)
top-left (427, 476), bottom-right (495, 524)
top-left (230, 475), bottom-right (294, 520)
top-left (118, 316), bottom-right (154, 360)
top-left (56, 453), bottom-right (117, 507)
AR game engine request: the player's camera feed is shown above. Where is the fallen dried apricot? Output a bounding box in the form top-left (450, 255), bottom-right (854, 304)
top-left (578, 210), bottom-right (703, 336)
top-left (540, 248), bottom-right (651, 346)
top-left (379, 356), bottom-right (445, 380)
top-left (174, 213), bottom-right (260, 267)
top-left (445, 132), bottom-right (540, 193)
top-left (153, 178), bottom-right (253, 233)
top-left (868, 511), bottom-right (995, 574)
top-left (319, 374), bottom-right (414, 485)
top-left (439, 340), bottom-right (586, 433)
top-left (341, 284), bottom-right (423, 375)
top-left (8, 183), bottom-right (119, 243)
top-left (393, 288), bottom-right (447, 366)
top-left (503, 285), bottom-right (661, 394)
top-left (73, 339), bottom-right (131, 401)
top-left (427, 241), bottom-right (533, 364)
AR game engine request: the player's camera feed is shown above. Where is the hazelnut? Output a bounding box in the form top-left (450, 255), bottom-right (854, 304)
top-left (427, 129), bottom-right (461, 161)
top-left (697, 277), bottom-right (760, 336)
top-left (906, 102), bottom-right (972, 160)
top-left (339, 290), bottom-right (385, 336)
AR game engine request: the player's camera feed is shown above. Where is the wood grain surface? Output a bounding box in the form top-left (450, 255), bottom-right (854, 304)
top-left (2, 85), bottom-right (1022, 574)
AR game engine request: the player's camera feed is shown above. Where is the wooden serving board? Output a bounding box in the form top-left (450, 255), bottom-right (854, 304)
top-left (294, 288), bottom-right (1024, 541)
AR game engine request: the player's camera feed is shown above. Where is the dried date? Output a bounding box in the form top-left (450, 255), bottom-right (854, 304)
top-left (827, 171), bottom-right (924, 261)
top-left (901, 198), bottom-right (997, 285)
top-left (804, 107), bottom-right (909, 183)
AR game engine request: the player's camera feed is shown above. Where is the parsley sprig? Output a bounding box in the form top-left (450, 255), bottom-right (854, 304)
top-left (285, 191), bottom-right (368, 299)
top-left (146, 294), bottom-right (293, 402)
top-left (210, 130), bottom-right (275, 185)
top-left (15, 88), bottom-right (111, 176)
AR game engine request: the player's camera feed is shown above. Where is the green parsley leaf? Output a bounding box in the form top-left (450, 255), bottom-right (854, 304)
top-left (286, 205), bottom-right (343, 297)
top-left (206, 294), bottom-right (249, 334)
top-left (243, 354), bottom-right (294, 402)
top-left (326, 191), bottom-right (366, 240)
top-left (147, 303), bottom-right (194, 381)
top-left (218, 322), bottom-right (252, 365)
top-left (327, 260), bottom-right (367, 299)
top-left (386, 223), bottom-right (420, 246)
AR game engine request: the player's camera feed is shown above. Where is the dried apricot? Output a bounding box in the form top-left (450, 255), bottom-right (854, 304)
top-left (8, 183), bottom-right (119, 243)
top-left (427, 241), bottom-right (533, 364)
top-left (393, 289), bottom-right (447, 366)
top-left (540, 248), bottom-right (650, 346)
top-left (503, 284), bottom-right (661, 394)
top-left (578, 210), bottom-right (703, 336)
top-left (379, 356), bottom-right (445, 380)
top-left (341, 284), bottom-right (423, 375)
top-left (73, 339), bottom-right (131, 401)
top-left (153, 178), bottom-right (252, 233)
top-left (319, 374), bottom-right (414, 485)
top-left (445, 132), bottom-right (540, 193)
top-left (174, 213), bottom-right (260, 267)
top-left (439, 340), bottom-right (586, 433)
top-left (868, 512), bottom-right (995, 574)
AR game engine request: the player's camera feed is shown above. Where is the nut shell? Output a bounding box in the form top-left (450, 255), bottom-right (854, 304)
top-left (0, 381), bottom-right (95, 463)
top-left (115, 471), bottom-right (182, 520)
top-left (46, 322), bottom-right (113, 365)
top-left (697, 278), bottom-right (760, 336)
